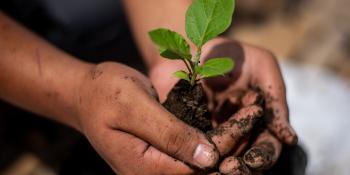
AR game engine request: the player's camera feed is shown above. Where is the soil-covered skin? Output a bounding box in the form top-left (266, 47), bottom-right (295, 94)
top-left (161, 80), bottom-right (307, 174)
top-left (162, 80), bottom-right (212, 132)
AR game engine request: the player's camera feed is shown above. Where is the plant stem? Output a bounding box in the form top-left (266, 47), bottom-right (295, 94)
top-left (190, 48), bottom-right (202, 86)
top-left (182, 59), bottom-right (192, 75)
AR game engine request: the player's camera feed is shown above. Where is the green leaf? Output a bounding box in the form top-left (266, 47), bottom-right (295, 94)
top-left (149, 28), bottom-right (192, 60)
top-left (173, 70), bottom-right (190, 81)
top-left (186, 0), bottom-right (235, 48)
top-left (199, 58), bottom-right (234, 78)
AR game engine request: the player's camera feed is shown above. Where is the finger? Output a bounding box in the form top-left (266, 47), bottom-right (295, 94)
top-left (241, 89), bottom-right (263, 107)
top-left (252, 52), bottom-right (297, 144)
top-left (208, 172), bottom-right (222, 175)
top-left (87, 128), bottom-right (194, 175)
top-left (211, 89), bottom-right (262, 125)
top-left (219, 157), bottom-right (252, 175)
top-left (111, 92), bottom-right (219, 169)
top-left (231, 139), bottom-right (249, 156)
top-left (243, 130), bottom-right (282, 171)
top-left (228, 90), bottom-right (261, 157)
top-left (210, 89), bottom-right (246, 126)
top-left (208, 105), bottom-right (263, 156)
top-left (223, 90), bottom-right (262, 156)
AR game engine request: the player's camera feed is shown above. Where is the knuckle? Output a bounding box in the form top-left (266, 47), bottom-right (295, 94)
top-left (164, 128), bottom-right (195, 158)
top-left (242, 90), bottom-right (259, 106)
top-left (236, 106), bottom-right (263, 120)
top-left (219, 157), bottom-right (240, 174)
top-left (258, 48), bottom-right (277, 62)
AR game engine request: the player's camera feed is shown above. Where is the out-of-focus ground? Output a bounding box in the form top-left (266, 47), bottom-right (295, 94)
top-left (1, 0), bottom-right (350, 174)
top-left (282, 63), bottom-right (350, 175)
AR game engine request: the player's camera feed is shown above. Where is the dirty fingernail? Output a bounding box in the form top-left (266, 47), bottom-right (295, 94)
top-left (193, 144), bottom-right (218, 168)
top-left (244, 147), bottom-right (271, 170)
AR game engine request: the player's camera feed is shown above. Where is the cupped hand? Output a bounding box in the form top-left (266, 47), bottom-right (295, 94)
top-left (74, 62), bottom-right (221, 175)
top-left (201, 38), bottom-right (297, 145)
top-left (150, 37), bottom-right (298, 174)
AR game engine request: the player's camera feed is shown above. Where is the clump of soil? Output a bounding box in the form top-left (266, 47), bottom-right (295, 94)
top-left (162, 80), bottom-right (212, 132)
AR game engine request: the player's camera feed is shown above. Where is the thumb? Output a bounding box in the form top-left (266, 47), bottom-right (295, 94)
top-left (113, 93), bottom-right (219, 169)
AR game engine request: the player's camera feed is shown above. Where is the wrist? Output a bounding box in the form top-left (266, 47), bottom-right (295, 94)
top-left (58, 60), bottom-right (95, 132)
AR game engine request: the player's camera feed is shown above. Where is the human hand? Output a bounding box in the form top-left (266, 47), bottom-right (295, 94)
top-left (202, 37), bottom-right (298, 175)
top-left (202, 37), bottom-right (297, 143)
top-left (73, 62), bottom-right (222, 175)
top-left (149, 37), bottom-right (297, 174)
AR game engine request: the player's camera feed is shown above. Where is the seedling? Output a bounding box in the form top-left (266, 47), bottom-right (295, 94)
top-left (149, 0), bottom-right (235, 86)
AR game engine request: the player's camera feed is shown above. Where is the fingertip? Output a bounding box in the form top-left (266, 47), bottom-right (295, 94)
top-left (219, 157), bottom-right (240, 174)
top-left (193, 143), bottom-right (220, 169)
top-left (238, 105), bottom-right (264, 121)
top-left (289, 134), bottom-right (299, 145)
top-left (243, 147), bottom-right (271, 170)
top-left (210, 105), bottom-right (263, 156)
top-left (284, 125), bottom-right (298, 145)
top-left (271, 123), bottom-right (298, 145)
top-left (246, 105), bottom-right (264, 124)
top-left (241, 90), bottom-right (263, 107)
top-left (219, 157), bottom-right (251, 175)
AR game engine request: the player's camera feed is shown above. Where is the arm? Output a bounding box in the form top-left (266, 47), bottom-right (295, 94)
top-left (0, 11), bottom-right (221, 174)
top-left (0, 12), bottom-right (91, 130)
top-left (122, 0), bottom-right (191, 69)
top-left (122, 0), bottom-right (194, 101)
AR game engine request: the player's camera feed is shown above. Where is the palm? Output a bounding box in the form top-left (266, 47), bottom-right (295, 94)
top-left (151, 38), bottom-right (279, 124)
top-left (150, 38), bottom-right (297, 174)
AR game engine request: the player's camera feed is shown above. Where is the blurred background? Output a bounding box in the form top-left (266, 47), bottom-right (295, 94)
top-left (0, 0), bottom-right (349, 174)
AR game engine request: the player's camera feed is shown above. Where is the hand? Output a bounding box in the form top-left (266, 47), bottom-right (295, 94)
top-left (149, 37), bottom-right (298, 174)
top-left (74, 62), bottom-right (221, 175)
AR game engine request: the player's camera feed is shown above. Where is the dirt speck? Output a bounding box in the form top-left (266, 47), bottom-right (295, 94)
top-left (45, 91), bottom-right (59, 100)
top-left (91, 67), bottom-right (103, 80)
top-left (123, 76), bottom-right (136, 82)
top-left (113, 89), bottom-right (121, 100)
top-left (207, 125), bottom-right (225, 137)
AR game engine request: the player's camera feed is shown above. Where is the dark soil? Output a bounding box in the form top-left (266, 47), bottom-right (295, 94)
top-left (162, 80), bottom-right (212, 132)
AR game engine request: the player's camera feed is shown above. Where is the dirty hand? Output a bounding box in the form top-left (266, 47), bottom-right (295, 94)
top-left (150, 37), bottom-right (298, 174)
top-left (74, 62), bottom-right (221, 175)
top-left (203, 38), bottom-right (298, 175)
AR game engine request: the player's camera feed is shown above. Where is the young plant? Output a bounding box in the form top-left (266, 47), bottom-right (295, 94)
top-left (149, 0), bottom-right (235, 86)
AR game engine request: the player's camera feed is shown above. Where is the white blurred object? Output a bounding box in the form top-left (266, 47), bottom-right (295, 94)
top-left (281, 62), bottom-right (350, 175)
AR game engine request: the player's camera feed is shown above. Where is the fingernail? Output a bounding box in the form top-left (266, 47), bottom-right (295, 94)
top-left (244, 148), bottom-right (270, 170)
top-left (244, 152), bottom-right (262, 168)
top-left (193, 144), bottom-right (218, 168)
